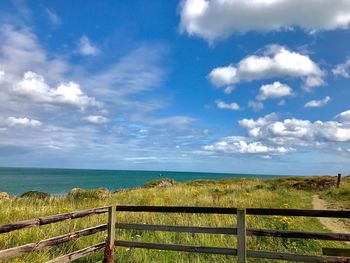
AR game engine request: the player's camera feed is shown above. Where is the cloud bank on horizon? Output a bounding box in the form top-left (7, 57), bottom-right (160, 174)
top-left (0, 0), bottom-right (349, 175)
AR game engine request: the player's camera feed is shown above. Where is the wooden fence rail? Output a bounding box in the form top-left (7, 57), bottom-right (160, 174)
top-left (0, 205), bottom-right (350, 262)
top-left (116, 223), bottom-right (350, 241)
top-left (116, 205), bottom-right (350, 218)
top-left (0, 206), bottom-right (109, 234)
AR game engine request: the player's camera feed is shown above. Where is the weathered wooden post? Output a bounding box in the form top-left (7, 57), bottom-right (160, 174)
top-left (237, 208), bottom-right (246, 263)
top-left (103, 206), bottom-right (116, 263)
top-left (336, 173), bottom-right (341, 188)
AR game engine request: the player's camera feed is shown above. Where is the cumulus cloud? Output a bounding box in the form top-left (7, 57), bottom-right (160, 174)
top-left (304, 96), bottom-right (331, 108)
top-left (204, 109), bottom-right (350, 157)
top-left (6, 117), bottom-right (41, 127)
top-left (77, 35), bottom-right (100, 56)
top-left (216, 100), bottom-right (240, 110)
top-left (179, 0), bottom-right (350, 41)
top-left (13, 71), bottom-right (101, 109)
top-left (257, 81), bottom-right (293, 101)
top-left (248, 100), bottom-right (264, 112)
top-left (239, 111), bottom-right (350, 143)
top-left (203, 136), bottom-right (292, 154)
top-left (239, 113), bottom-right (278, 137)
top-left (208, 45), bottom-right (324, 91)
top-left (84, 115), bottom-right (108, 124)
top-left (337, 109), bottom-right (350, 123)
top-left (333, 58), bottom-right (350, 78)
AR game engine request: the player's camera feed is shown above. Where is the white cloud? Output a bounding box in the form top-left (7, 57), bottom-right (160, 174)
top-left (333, 58), bottom-right (350, 78)
top-left (139, 129), bottom-right (148, 135)
top-left (84, 115), bottom-right (108, 124)
top-left (179, 0), bottom-right (350, 41)
top-left (315, 121), bottom-right (350, 142)
top-left (208, 45), bottom-right (324, 91)
top-left (124, 156), bottom-right (159, 162)
top-left (203, 136), bottom-right (292, 154)
top-left (87, 46), bottom-right (165, 97)
top-left (0, 25), bottom-right (69, 83)
top-left (0, 70), bottom-right (4, 82)
top-left (224, 86), bottom-right (234, 94)
top-left (257, 81), bottom-right (293, 100)
top-left (0, 24), bottom-right (201, 167)
top-left (204, 110), bottom-right (350, 157)
top-left (13, 71), bottom-right (101, 109)
top-left (216, 100), bottom-right (240, 110)
top-left (239, 112), bottom-right (350, 143)
top-left (6, 117), bottom-right (41, 127)
top-left (150, 116), bottom-right (195, 127)
top-left (304, 96), bottom-right (331, 108)
top-left (337, 109), bottom-right (350, 123)
top-left (239, 113), bottom-right (278, 137)
top-left (77, 35), bottom-right (100, 56)
top-left (209, 66), bottom-right (237, 87)
top-left (46, 9), bottom-right (61, 25)
top-left (248, 100), bottom-right (264, 112)
top-left (277, 99), bottom-right (286, 106)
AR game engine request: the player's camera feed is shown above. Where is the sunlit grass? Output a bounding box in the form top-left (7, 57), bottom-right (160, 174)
top-left (0, 177), bottom-right (349, 262)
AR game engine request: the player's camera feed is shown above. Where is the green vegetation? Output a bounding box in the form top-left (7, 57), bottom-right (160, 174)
top-left (320, 176), bottom-right (350, 204)
top-left (142, 177), bottom-right (176, 188)
top-left (66, 188), bottom-right (110, 200)
top-left (19, 191), bottom-right (51, 199)
top-left (0, 176), bottom-right (349, 262)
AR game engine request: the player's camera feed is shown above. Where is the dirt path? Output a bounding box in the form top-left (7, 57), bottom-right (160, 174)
top-left (312, 195), bottom-right (349, 235)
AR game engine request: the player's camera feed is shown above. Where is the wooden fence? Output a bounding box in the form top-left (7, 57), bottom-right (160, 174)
top-left (0, 206), bottom-right (350, 262)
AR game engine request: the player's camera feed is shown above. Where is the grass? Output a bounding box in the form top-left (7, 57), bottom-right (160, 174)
top-left (0, 176), bottom-right (349, 262)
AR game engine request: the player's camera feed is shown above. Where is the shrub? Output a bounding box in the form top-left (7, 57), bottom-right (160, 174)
top-left (20, 191), bottom-right (50, 199)
top-left (143, 178), bottom-right (176, 188)
top-left (66, 188), bottom-right (110, 200)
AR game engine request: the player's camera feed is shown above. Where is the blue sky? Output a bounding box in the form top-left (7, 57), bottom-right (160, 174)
top-left (0, 0), bottom-right (350, 175)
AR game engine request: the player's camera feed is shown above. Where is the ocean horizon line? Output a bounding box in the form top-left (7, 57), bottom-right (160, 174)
top-left (0, 166), bottom-right (304, 177)
top-left (0, 167), bottom-right (297, 196)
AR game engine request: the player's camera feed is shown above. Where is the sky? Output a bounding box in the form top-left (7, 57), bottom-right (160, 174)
top-left (0, 0), bottom-right (350, 175)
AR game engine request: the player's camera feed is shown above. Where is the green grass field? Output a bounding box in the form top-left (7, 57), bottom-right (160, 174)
top-left (0, 176), bottom-right (349, 262)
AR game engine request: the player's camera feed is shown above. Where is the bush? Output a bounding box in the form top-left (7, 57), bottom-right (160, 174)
top-left (66, 188), bottom-right (110, 200)
top-left (0, 192), bottom-right (10, 201)
top-left (143, 178), bottom-right (176, 188)
top-left (20, 191), bottom-right (50, 199)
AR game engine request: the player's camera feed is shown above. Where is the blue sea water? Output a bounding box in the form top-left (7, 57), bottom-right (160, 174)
top-left (0, 167), bottom-right (279, 196)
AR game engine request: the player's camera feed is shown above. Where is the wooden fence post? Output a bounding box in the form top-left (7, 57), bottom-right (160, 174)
top-left (103, 206), bottom-right (116, 263)
top-left (237, 208), bottom-right (246, 263)
top-left (336, 173), bottom-right (341, 188)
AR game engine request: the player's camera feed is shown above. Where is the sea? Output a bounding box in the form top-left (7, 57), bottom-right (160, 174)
top-left (0, 167), bottom-right (279, 196)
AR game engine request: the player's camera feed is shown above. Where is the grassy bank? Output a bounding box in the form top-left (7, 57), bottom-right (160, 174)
top-left (0, 176), bottom-right (349, 262)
